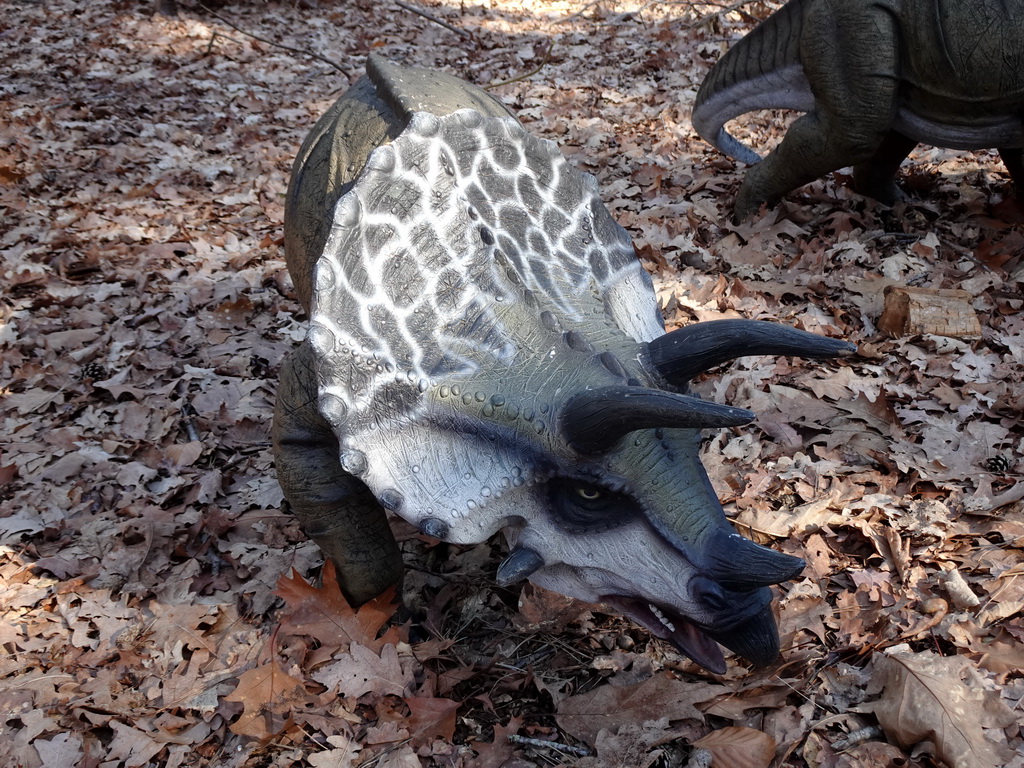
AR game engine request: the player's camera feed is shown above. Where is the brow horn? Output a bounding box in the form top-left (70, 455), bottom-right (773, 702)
top-left (560, 386), bottom-right (754, 454)
top-left (648, 319), bottom-right (856, 385)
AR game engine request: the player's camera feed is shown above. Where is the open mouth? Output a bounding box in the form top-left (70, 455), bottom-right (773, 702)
top-left (602, 595), bottom-right (728, 674)
top-left (602, 595), bottom-right (782, 675)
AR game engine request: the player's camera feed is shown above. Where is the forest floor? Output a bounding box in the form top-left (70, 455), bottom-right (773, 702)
top-left (1, 0), bottom-right (1023, 766)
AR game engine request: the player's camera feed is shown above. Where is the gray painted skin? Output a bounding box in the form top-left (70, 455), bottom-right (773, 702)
top-left (274, 55), bottom-right (855, 674)
top-left (693, 0), bottom-right (1024, 221)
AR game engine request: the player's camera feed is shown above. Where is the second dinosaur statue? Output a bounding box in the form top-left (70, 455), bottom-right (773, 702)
top-left (692, 0), bottom-right (1024, 220)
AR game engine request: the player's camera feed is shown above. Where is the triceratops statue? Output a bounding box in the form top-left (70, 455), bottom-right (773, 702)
top-left (273, 55), bottom-right (854, 674)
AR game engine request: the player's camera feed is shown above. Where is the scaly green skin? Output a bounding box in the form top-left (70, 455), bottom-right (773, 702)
top-left (693, 0), bottom-right (1024, 220)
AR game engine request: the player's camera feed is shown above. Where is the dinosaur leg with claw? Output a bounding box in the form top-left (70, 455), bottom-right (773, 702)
top-left (273, 341), bottom-right (403, 605)
top-left (853, 131), bottom-right (918, 205)
top-left (998, 147), bottom-right (1024, 195)
top-left (735, 0), bottom-right (900, 219)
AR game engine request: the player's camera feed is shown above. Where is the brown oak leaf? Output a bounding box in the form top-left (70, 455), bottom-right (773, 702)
top-left (312, 642), bottom-right (413, 699)
top-left (225, 661), bottom-right (310, 739)
top-left (556, 673), bottom-right (728, 747)
top-left (468, 715), bottom-right (524, 768)
top-left (692, 725), bottom-right (776, 768)
top-left (406, 695), bottom-right (460, 747)
top-left (868, 649), bottom-right (1018, 768)
top-left (274, 562), bottom-right (401, 653)
top-left (575, 720), bottom-right (674, 768)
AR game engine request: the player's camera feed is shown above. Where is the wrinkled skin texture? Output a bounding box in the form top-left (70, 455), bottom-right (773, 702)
top-left (692, 0), bottom-right (1024, 220)
top-left (274, 55), bottom-right (854, 673)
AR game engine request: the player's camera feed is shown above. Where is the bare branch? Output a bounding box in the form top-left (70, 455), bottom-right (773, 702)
top-left (484, 40), bottom-right (555, 90)
top-left (193, 1), bottom-right (347, 74)
top-left (393, 0), bottom-right (471, 39)
top-left (507, 734), bottom-right (591, 757)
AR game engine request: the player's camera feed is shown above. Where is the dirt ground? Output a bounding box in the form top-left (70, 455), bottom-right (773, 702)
top-left (1, 0), bottom-right (1022, 766)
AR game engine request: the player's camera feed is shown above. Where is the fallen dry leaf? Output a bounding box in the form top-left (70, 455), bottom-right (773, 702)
top-left (468, 715), bottom-right (524, 768)
top-left (307, 734), bottom-right (362, 768)
top-left (839, 739), bottom-right (922, 768)
top-left (556, 673), bottom-right (728, 747)
top-left (312, 642), bottom-right (414, 699)
top-left (375, 746), bottom-right (424, 768)
top-left (574, 721), bottom-right (670, 768)
top-left (406, 696), bottom-right (461, 747)
top-left (513, 582), bottom-right (596, 633)
top-left (692, 725), bottom-right (776, 768)
top-left (274, 562), bottom-right (402, 654)
top-left (867, 649), bottom-right (1019, 768)
top-left (224, 661), bottom-right (311, 740)
top-left (31, 732), bottom-right (84, 767)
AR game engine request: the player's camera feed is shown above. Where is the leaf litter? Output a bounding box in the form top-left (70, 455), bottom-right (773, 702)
top-left (1, 0), bottom-right (1021, 766)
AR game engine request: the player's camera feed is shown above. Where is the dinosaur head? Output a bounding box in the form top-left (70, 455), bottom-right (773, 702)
top-left (308, 109), bottom-right (853, 672)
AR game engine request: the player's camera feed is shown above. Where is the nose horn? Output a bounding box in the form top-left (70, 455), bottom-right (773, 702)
top-left (709, 606), bottom-right (781, 667)
top-left (706, 531), bottom-right (805, 589)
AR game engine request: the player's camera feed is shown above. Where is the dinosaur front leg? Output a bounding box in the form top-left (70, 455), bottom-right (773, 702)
top-left (735, 0), bottom-right (901, 219)
top-left (998, 147), bottom-right (1024, 195)
top-left (853, 131), bottom-right (918, 204)
top-left (273, 341), bottom-right (403, 605)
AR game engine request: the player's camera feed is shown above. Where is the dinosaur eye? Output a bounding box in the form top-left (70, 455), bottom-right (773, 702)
top-left (547, 478), bottom-right (637, 534)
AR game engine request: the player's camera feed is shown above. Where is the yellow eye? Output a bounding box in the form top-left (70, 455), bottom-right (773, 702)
top-left (576, 486), bottom-right (602, 501)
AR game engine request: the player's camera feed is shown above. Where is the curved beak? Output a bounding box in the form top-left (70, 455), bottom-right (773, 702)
top-left (708, 606), bottom-right (781, 668)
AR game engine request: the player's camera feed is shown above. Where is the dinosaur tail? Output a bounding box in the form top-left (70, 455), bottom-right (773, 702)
top-left (691, 0), bottom-right (814, 164)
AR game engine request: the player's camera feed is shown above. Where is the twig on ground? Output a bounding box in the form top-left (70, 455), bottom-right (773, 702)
top-left (500, 645), bottom-right (557, 670)
top-left (394, 0), bottom-right (471, 38)
top-left (180, 401), bottom-right (201, 442)
top-left (832, 725), bottom-right (886, 751)
top-left (354, 739), bottom-right (414, 767)
top-left (205, 30), bottom-right (245, 56)
top-left (507, 734), bottom-right (592, 757)
top-left (776, 713), bottom-right (864, 765)
top-left (557, 0), bottom-right (756, 27)
top-left (193, 1), bottom-right (347, 74)
top-left (484, 40), bottom-right (555, 90)
top-left (706, 0), bottom-right (763, 23)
